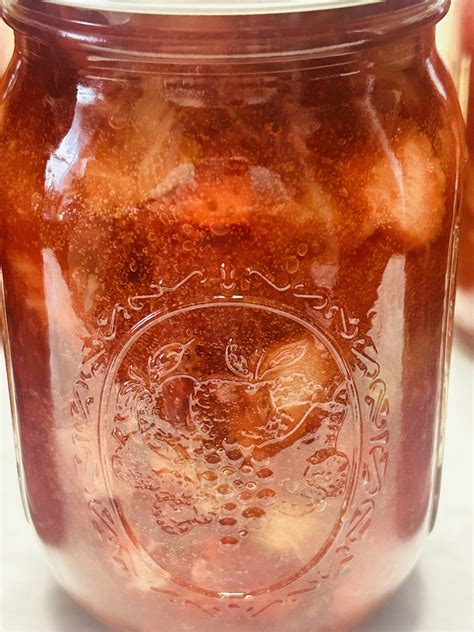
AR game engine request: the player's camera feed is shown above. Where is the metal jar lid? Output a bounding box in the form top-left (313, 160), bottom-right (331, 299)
top-left (40, 0), bottom-right (384, 15)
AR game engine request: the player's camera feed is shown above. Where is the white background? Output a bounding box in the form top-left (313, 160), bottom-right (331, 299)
top-left (0, 336), bottom-right (472, 632)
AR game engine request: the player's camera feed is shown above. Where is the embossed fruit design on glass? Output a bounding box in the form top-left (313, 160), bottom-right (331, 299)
top-left (0, 1), bottom-right (464, 630)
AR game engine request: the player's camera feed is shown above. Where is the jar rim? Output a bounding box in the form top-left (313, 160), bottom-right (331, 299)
top-left (37, 0), bottom-right (384, 16)
top-left (3, 0), bottom-right (449, 65)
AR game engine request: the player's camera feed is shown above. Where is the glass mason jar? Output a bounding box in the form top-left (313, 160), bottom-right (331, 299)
top-left (0, 1), bottom-right (464, 630)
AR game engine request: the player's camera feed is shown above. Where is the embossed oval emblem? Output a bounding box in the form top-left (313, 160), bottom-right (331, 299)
top-left (99, 302), bottom-right (360, 596)
top-left (72, 266), bottom-right (390, 611)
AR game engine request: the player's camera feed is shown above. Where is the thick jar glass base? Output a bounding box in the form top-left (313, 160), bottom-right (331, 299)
top-left (45, 551), bottom-right (423, 632)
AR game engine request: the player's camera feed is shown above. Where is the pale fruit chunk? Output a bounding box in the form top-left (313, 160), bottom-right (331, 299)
top-left (286, 106), bottom-right (379, 250)
top-left (43, 248), bottom-right (89, 342)
top-left (9, 253), bottom-right (45, 317)
top-left (147, 152), bottom-right (347, 240)
top-left (75, 80), bottom-right (191, 214)
top-left (163, 160), bottom-right (304, 232)
top-left (256, 510), bottom-right (316, 562)
top-left (260, 337), bottom-right (338, 411)
top-left (9, 249), bottom-right (88, 344)
top-left (364, 128), bottom-right (446, 247)
top-left (170, 159), bottom-right (255, 229)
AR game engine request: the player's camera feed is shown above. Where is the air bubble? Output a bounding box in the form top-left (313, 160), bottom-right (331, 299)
top-left (269, 122), bottom-right (281, 136)
top-left (286, 256), bottom-right (299, 274)
top-left (211, 224), bottom-right (229, 237)
top-left (129, 261), bottom-right (138, 273)
top-left (183, 240), bottom-right (193, 252)
top-left (31, 192), bottom-right (42, 212)
top-left (109, 104), bottom-right (131, 130)
top-left (297, 243), bottom-right (308, 257)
